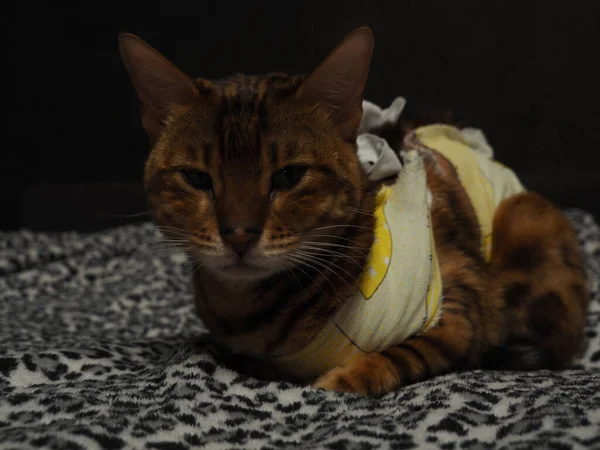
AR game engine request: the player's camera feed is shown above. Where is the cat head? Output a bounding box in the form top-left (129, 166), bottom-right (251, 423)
top-left (120, 28), bottom-right (375, 281)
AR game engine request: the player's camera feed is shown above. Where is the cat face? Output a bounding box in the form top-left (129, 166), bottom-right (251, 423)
top-left (120, 29), bottom-right (374, 280)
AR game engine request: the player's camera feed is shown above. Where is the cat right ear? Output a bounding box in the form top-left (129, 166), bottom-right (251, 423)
top-left (119, 33), bottom-right (199, 144)
top-left (297, 27), bottom-right (374, 143)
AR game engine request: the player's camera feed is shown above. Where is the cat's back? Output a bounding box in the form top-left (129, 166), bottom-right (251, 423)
top-left (407, 124), bottom-right (525, 260)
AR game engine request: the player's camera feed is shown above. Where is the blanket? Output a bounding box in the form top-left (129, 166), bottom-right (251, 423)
top-left (1, 210), bottom-right (599, 449)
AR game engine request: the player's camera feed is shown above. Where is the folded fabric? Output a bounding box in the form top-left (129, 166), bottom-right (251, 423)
top-left (356, 97), bottom-right (406, 181)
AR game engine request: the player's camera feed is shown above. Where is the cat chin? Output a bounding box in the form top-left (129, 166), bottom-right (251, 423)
top-left (210, 263), bottom-right (279, 281)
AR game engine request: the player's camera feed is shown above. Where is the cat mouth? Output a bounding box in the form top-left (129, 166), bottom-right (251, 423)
top-left (220, 262), bottom-right (269, 278)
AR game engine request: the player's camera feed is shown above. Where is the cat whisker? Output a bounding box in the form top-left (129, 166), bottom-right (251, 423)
top-left (275, 255), bottom-right (303, 287)
top-left (287, 266), bottom-right (302, 287)
top-left (300, 240), bottom-right (370, 257)
top-left (297, 225), bottom-right (372, 239)
top-left (290, 255), bottom-right (348, 292)
top-left (291, 251), bottom-right (354, 287)
top-left (150, 237), bottom-right (190, 245)
top-left (348, 211), bottom-right (373, 217)
top-left (146, 239), bottom-right (196, 260)
top-left (282, 254), bottom-right (337, 293)
top-left (156, 224), bottom-right (188, 232)
top-left (148, 240), bottom-right (189, 250)
top-left (309, 224), bottom-right (373, 232)
top-left (156, 225), bottom-right (193, 237)
top-left (346, 205), bottom-right (373, 213)
top-left (110, 210), bottom-right (153, 219)
top-left (298, 234), bottom-right (370, 248)
top-left (298, 245), bottom-right (365, 268)
top-left (150, 245), bottom-right (188, 253)
top-left (294, 251), bottom-right (359, 284)
top-left (157, 232), bottom-right (192, 241)
top-left (300, 243), bottom-right (365, 260)
top-left (177, 251), bottom-right (208, 275)
top-left (152, 243), bottom-right (190, 251)
top-left (346, 206), bottom-right (374, 216)
top-left (191, 260), bottom-right (205, 275)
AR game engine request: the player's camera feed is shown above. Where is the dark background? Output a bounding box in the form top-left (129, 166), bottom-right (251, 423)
top-left (5, 2), bottom-right (600, 231)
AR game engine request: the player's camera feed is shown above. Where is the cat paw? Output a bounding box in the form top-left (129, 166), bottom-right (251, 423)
top-left (314, 366), bottom-right (368, 395)
top-left (313, 354), bottom-right (400, 396)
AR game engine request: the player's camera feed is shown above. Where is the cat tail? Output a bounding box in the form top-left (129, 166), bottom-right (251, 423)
top-left (481, 341), bottom-right (568, 370)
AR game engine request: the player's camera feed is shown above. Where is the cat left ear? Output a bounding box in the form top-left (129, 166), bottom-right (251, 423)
top-left (297, 27), bottom-right (374, 142)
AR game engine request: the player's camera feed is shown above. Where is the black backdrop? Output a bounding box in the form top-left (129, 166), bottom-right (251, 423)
top-left (5, 2), bottom-right (600, 230)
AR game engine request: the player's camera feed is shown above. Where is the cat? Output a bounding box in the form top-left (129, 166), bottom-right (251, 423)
top-left (119, 27), bottom-right (589, 395)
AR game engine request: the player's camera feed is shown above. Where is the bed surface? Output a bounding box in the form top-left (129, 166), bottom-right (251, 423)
top-left (1, 210), bottom-right (599, 449)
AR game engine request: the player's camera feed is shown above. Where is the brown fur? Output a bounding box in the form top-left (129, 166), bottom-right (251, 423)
top-left (315, 146), bottom-right (587, 394)
top-left (120, 28), bottom-right (589, 396)
top-left (484, 192), bottom-right (588, 369)
top-left (147, 74), bottom-right (376, 357)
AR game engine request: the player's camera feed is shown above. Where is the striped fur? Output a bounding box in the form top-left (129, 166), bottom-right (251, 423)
top-left (145, 73), bottom-right (377, 359)
top-left (121, 28), bottom-right (589, 395)
top-left (313, 137), bottom-right (588, 395)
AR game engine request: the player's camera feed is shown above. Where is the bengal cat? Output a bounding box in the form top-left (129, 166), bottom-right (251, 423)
top-left (119, 27), bottom-right (588, 395)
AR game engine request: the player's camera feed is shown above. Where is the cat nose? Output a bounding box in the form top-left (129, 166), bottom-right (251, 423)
top-left (221, 227), bottom-right (261, 257)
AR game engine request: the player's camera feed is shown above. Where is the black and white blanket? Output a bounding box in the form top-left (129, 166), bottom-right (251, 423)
top-left (1, 210), bottom-right (599, 449)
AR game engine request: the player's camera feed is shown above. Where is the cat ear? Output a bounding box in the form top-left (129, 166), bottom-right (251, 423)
top-left (297, 27), bottom-right (374, 142)
top-left (119, 33), bottom-right (199, 144)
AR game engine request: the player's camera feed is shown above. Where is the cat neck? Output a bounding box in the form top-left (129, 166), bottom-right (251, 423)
top-left (193, 194), bottom-right (377, 356)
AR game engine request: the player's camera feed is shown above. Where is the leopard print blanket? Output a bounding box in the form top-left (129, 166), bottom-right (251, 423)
top-left (1, 210), bottom-right (599, 449)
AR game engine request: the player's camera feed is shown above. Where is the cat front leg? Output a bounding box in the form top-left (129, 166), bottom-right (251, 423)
top-left (314, 273), bottom-right (488, 395)
top-left (314, 306), bottom-right (479, 395)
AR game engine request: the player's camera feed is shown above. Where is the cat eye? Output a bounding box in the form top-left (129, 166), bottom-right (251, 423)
top-left (271, 165), bottom-right (308, 191)
top-left (180, 169), bottom-right (212, 191)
